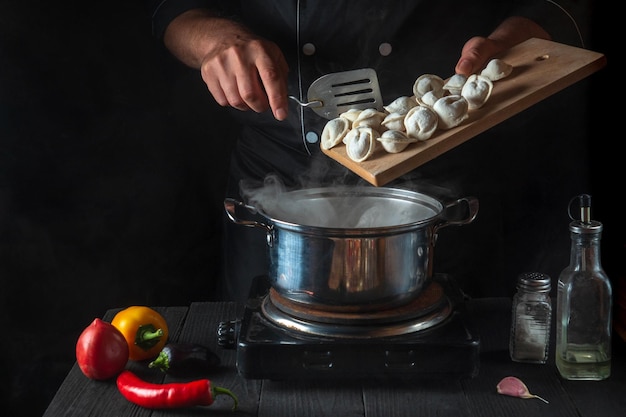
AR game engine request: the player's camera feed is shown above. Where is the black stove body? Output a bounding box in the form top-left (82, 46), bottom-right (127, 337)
top-left (217, 274), bottom-right (480, 380)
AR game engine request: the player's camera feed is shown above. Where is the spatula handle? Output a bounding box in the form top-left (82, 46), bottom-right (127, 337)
top-left (288, 96), bottom-right (323, 109)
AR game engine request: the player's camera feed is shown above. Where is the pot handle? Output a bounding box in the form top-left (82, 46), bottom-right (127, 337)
top-left (434, 196), bottom-right (479, 233)
top-left (224, 198), bottom-right (272, 233)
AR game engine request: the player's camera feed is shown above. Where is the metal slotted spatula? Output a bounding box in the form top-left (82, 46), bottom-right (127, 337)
top-left (289, 68), bottom-right (383, 119)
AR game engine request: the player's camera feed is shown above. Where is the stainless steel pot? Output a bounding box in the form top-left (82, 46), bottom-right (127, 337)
top-left (225, 186), bottom-right (478, 311)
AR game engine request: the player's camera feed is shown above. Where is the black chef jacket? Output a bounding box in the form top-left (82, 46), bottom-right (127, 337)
top-left (149, 0), bottom-right (591, 303)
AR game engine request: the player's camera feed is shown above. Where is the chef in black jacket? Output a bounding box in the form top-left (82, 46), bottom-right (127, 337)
top-left (147, 0), bottom-right (590, 303)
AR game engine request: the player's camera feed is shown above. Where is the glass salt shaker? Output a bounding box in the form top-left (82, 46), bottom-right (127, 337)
top-left (509, 272), bottom-right (552, 363)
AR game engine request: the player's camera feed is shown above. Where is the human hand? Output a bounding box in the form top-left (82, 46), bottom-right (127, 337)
top-left (455, 16), bottom-right (550, 76)
top-left (455, 36), bottom-right (504, 76)
top-left (199, 29), bottom-right (290, 121)
top-left (164, 10), bottom-right (290, 121)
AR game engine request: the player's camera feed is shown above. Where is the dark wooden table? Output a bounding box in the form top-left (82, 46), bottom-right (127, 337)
top-left (44, 298), bottom-right (626, 417)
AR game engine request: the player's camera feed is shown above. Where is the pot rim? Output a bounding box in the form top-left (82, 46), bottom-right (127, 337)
top-left (253, 186), bottom-right (445, 234)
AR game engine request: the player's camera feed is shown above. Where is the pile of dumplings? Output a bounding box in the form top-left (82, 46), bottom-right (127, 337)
top-left (321, 58), bottom-right (513, 162)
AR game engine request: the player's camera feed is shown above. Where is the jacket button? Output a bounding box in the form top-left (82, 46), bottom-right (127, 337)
top-left (302, 43), bottom-right (316, 56)
top-left (305, 131), bottom-right (319, 143)
top-left (379, 43), bottom-right (392, 56)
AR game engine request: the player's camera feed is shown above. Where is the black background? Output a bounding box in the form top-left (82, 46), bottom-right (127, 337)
top-left (1, 2), bottom-right (236, 415)
top-left (0, 1), bottom-right (619, 416)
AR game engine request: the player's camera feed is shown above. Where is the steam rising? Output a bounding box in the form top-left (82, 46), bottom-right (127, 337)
top-left (239, 174), bottom-right (440, 229)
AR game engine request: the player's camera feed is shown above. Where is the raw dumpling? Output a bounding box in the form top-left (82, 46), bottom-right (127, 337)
top-left (461, 74), bottom-right (493, 110)
top-left (343, 127), bottom-right (380, 162)
top-left (351, 108), bottom-right (386, 130)
top-left (417, 90), bottom-right (440, 108)
top-left (381, 112), bottom-right (406, 132)
top-left (433, 95), bottom-right (469, 129)
top-left (321, 117), bottom-right (351, 150)
top-left (377, 130), bottom-right (418, 153)
top-left (443, 74), bottom-right (467, 95)
top-left (339, 108), bottom-right (363, 123)
top-left (480, 58), bottom-right (513, 81)
top-left (412, 74), bottom-right (445, 100)
top-left (404, 105), bottom-right (438, 141)
top-left (384, 96), bottom-right (417, 115)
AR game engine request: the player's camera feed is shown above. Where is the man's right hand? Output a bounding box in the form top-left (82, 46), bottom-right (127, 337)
top-left (164, 9), bottom-right (290, 121)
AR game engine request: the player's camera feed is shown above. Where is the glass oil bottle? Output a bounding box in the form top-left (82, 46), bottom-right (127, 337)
top-left (555, 194), bottom-right (612, 380)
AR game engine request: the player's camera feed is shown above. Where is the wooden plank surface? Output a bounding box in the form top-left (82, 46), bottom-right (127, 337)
top-left (259, 380), bottom-right (364, 417)
top-left (42, 306), bottom-right (189, 417)
top-left (321, 38), bottom-right (607, 186)
top-left (43, 299), bottom-right (626, 417)
top-left (363, 378), bottom-right (469, 417)
top-left (179, 302), bottom-right (262, 416)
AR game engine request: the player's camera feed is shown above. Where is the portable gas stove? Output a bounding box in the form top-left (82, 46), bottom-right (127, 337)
top-left (217, 274), bottom-right (480, 380)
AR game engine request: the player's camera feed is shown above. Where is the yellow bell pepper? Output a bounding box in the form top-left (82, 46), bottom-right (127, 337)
top-left (111, 306), bottom-right (169, 361)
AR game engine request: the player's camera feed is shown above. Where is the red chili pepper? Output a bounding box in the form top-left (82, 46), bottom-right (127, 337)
top-left (116, 370), bottom-right (238, 410)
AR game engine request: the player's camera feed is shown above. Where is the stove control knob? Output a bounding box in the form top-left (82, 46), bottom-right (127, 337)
top-left (217, 320), bottom-right (239, 349)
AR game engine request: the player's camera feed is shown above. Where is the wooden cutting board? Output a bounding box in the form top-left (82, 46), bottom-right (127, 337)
top-left (321, 38), bottom-right (607, 186)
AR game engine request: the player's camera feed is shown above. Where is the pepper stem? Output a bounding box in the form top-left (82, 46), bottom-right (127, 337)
top-left (212, 386), bottom-right (239, 411)
top-left (148, 351), bottom-right (170, 372)
top-left (135, 324), bottom-right (164, 351)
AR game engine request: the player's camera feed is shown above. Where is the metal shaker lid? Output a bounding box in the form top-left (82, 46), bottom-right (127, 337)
top-left (517, 272), bottom-right (551, 292)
